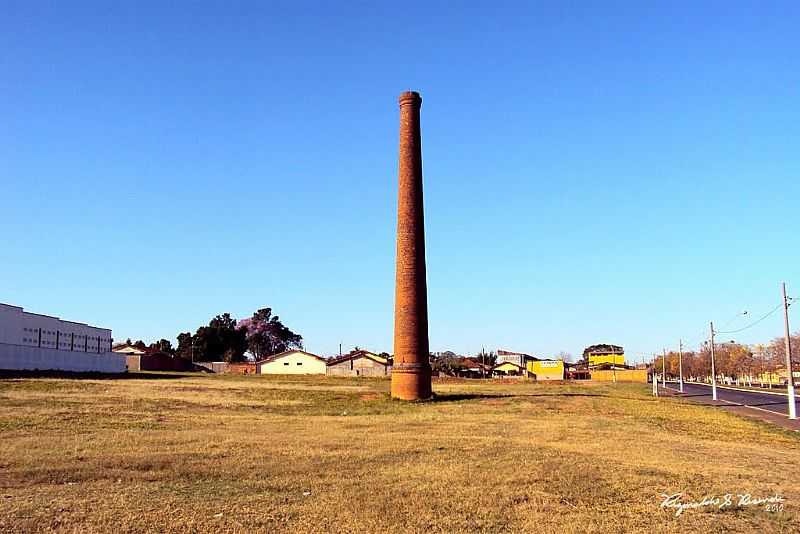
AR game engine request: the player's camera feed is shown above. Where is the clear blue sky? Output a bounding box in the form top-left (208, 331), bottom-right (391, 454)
top-left (2, 1), bottom-right (799, 361)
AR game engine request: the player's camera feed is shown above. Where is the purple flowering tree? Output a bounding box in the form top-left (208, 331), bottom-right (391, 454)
top-left (238, 308), bottom-right (303, 361)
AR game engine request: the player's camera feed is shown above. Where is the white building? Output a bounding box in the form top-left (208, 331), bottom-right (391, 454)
top-left (257, 349), bottom-right (327, 375)
top-left (496, 349), bottom-right (533, 368)
top-left (0, 303), bottom-right (126, 373)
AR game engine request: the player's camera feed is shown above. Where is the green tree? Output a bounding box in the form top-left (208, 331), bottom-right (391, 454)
top-left (190, 313), bottom-right (248, 362)
top-left (431, 351), bottom-right (462, 375)
top-left (176, 332), bottom-right (193, 360)
top-left (148, 339), bottom-right (175, 355)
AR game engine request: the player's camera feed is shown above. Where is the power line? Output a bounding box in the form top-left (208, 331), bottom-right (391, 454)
top-left (657, 290), bottom-right (793, 355)
top-left (681, 330), bottom-right (710, 350)
top-left (718, 310), bottom-right (749, 330)
top-left (666, 303), bottom-right (779, 353)
top-left (715, 303), bottom-right (782, 335)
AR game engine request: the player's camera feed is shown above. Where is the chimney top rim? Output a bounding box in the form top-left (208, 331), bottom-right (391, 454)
top-left (398, 91), bottom-right (422, 106)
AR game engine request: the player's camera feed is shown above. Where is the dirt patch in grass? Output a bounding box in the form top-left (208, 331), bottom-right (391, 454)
top-left (480, 398), bottom-right (510, 406)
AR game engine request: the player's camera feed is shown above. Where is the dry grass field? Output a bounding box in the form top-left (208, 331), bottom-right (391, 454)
top-left (1, 372), bottom-right (798, 533)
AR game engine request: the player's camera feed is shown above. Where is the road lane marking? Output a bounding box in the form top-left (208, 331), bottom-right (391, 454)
top-left (661, 383), bottom-right (791, 418)
top-left (716, 397), bottom-right (788, 417)
top-left (679, 381), bottom-right (790, 398)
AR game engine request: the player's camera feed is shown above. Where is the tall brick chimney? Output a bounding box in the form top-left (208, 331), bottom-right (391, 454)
top-left (391, 91), bottom-right (432, 401)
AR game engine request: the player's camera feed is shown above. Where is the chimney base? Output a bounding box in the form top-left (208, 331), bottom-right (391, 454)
top-left (391, 362), bottom-right (432, 400)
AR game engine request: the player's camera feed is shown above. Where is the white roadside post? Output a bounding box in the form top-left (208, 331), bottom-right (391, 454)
top-left (678, 339), bottom-right (684, 393)
top-left (652, 357), bottom-right (658, 397)
top-left (782, 283), bottom-right (797, 420)
top-left (710, 321), bottom-right (718, 401)
top-left (662, 348), bottom-right (667, 389)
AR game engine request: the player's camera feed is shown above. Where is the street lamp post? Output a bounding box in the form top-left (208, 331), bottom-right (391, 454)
top-left (710, 321), bottom-right (718, 401)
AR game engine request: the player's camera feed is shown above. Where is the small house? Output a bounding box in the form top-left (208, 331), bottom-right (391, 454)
top-left (112, 343), bottom-right (148, 371)
top-left (327, 350), bottom-right (392, 377)
top-left (492, 360), bottom-right (527, 377)
top-left (453, 357), bottom-right (491, 378)
top-left (257, 349), bottom-right (327, 375)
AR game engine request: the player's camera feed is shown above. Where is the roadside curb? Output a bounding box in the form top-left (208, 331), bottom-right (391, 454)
top-left (658, 384), bottom-right (800, 433)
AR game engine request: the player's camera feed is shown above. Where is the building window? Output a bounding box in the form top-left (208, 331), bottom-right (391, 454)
top-left (283, 362), bottom-right (289, 366)
top-left (297, 362), bottom-right (302, 366)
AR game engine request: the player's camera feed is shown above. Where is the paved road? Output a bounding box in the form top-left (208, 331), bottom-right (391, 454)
top-left (666, 381), bottom-right (799, 417)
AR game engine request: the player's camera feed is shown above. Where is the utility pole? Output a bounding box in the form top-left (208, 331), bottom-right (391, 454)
top-left (662, 348), bottom-right (667, 389)
top-left (782, 282), bottom-right (797, 419)
top-left (678, 339), bottom-right (684, 393)
top-left (710, 321), bottom-right (718, 401)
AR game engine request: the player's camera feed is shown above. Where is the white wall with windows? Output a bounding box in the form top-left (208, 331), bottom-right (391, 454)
top-left (0, 303), bottom-right (125, 372)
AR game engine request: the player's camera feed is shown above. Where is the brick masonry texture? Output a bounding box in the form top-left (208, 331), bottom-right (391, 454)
top-left (391, 91), bottom-right (432, 400)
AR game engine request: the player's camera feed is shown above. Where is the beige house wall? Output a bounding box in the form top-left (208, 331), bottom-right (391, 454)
top-left (259, 351), bottom-right (326, 375)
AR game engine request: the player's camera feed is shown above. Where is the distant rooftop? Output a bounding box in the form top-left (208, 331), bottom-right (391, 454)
top-left (583, 344), bottom-right (624, 357)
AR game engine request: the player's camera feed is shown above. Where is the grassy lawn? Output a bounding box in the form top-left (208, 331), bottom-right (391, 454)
top-left (1, 373), bottom-right (798, 533)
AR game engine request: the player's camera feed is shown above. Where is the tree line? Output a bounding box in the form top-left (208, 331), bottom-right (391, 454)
top-left (121, 307), bottom-right (303, 363)
top-left (431, 350), bottom-right (498, 374)
top-left (654, 331), bottom-right (800, 382)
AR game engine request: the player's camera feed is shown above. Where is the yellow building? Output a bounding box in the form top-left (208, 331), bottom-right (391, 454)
top-left (527, 359), bottom-right (564, 381)
top-left (588, 353), bottom-right (626, 366)
top-left (257, 349), bottom-right (327, 375)
top-left (591, 369), bottom-right (647, 383)
top-left (756, 369), bottom-right (800, 385)
top-left (754, 371), bottom-right (782, 385)
top-left (584, 344), bottom-right (625, 367)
